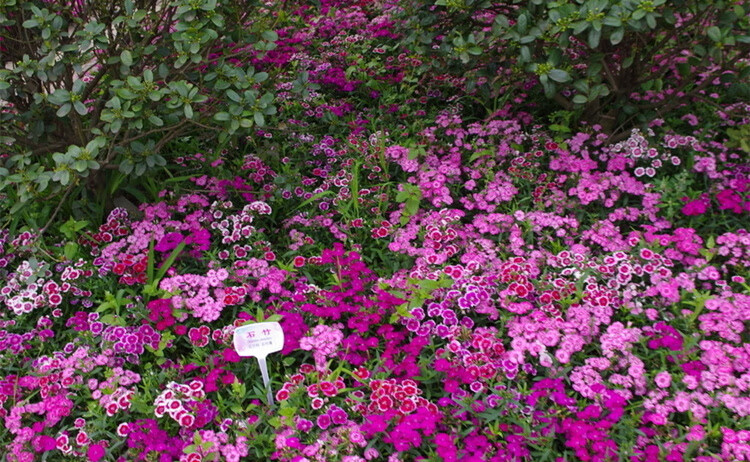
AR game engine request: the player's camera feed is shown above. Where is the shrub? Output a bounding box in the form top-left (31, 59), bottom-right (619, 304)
top-left (397, 0), bottom-right (750, 136)
top-left (0, 0), bottom-right (278, 218)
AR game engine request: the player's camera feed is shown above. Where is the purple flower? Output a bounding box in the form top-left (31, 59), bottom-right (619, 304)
top-left (33, 435), bottom-right (57, 452)
top-left (316, 414), bottom-right (331, 430)
top-left (186, 228), bottom-right (211, 251)
top-left (154, 232), bottom-right (184, 252)
top-left (716, 189), bottom-right (745, 213)
top-left (681, 196), bottom-right (709, 216)
top-left (87, 444), bottom-right (105, 462)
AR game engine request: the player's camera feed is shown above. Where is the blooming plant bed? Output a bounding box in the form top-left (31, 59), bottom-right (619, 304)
top-left (1, 0), bottom-right (750, 461)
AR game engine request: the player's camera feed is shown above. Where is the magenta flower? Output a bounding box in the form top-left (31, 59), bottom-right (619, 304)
top-left (87, 444), bottom-right (105, 462)
top-left (33, 435), bottom-right (57, 452)
top-left (316, 414), bottom-right (331, 430)
top-left (222, 348), bottom-right (241, 363)
top-left (154, 232), bottom-right (184, 252)
top-left (716, 189), bottom-right (746, 213)
top-left (681, 196), bottom-right (709, 216)
top-left (186, 228), bottom-right (211, 251)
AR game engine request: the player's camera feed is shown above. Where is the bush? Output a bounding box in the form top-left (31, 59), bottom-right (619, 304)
top-left (397, 0), bottom-right (750, 135)
top-left (0, 0), bottom-right (278, 219)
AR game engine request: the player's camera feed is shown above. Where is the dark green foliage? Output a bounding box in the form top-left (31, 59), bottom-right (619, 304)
top-left (397, 0), bottom-right (750, 136)
top-left (0, 0), bottom-right (277, 218)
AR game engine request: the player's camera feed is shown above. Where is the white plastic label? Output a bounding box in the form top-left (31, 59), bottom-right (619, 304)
top-left (233, 322), bottom-right (284, 358)
top-left (233, 322), bottom-right (284, 405)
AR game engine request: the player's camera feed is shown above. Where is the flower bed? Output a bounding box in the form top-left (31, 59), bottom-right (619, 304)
top-left (1, 1), bottom-right (749, 461)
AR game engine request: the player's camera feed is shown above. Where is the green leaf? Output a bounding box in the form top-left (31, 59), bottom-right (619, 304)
top-left (259, 92), bottom-right (273, 105)
top-left (59, 217), bottom-right (89, 238)
top-left (254, 111), bottom-right (265, 127)
top-left (100, 314), bottom-right (126, 326)
top-left (64, 242), bottom-right (78, 260)
top-left (56, 103), bottom-right (72, 117)
top-left (549, 124), bottom-right (571, 133)
top-left (572, 94), bottom-right (588, 104)
top-left (603, 16), bottom-right (621, 27)
top-left (147, 238), bottom-right (155, 286)
top-left (469, 148), bottom-right (493, 162)
top-left (110, 119), bottom-right (122, 133)
top-left (404, 197), bottom-right (419, 216)
top-left (520, 46), bottom-right (531, 63)
top-left (548, 69), bottom-right (570, 83)
top-left (706, 26), bottom-right (721, 42)
top-left (226, 90), bottom-right (241, 102)
top-left (120, 50), bottom-right (133, 66)
top-left (58, 169), bottom-right (70, 185)
top-left (73, 160), bottom-right (88, 172)
top-left (73, 100), bottom-right (87, 115)
top-left (72, 79), bottom-right (85, 93)
top-left (572, 21), bottom-right (589, 34)
top-left (632, 9), bottom-right (646, 20)
top-left (184, 104), bottom-right (193, 119)
top-left (153, 240), bottom-right (186, 285)
top-left (610, 27), bottom-right (624, 45)
top-left (541, 77), bottom-right (555, 97)
top-left (517, 13), bottom-right (528, 33)
top-left (116, 88), bottom-right (137, 100)
top-left (262, 30), bottom-right (278, 41)
top-left (48, 89), bottom-right (71, 105)
top-left (588, 27), bottom-right (601, 48)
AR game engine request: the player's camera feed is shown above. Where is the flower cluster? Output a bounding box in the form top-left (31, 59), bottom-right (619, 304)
top-left (89, 368), bottom-right (140, 416)
top-left (154, 380), bottom-right (207, 428)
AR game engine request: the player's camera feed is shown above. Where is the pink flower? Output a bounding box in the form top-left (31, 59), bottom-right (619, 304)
top-left (686, 424), bottom-right (706, 441)
top-left (654, 371), bottom-right (671, 388)
top-left (155, 232), bottom-right (184, 252)
top-left (87, 444), bottom-right (105, 462)
top-left (33, 435), bottom-right (57, 452)
top-left (222, 348), bottom-right (241, 363)
top-left (681, 197), bottom-right (709, 216)
top-left (716, 189), bottom-right (745, 213)
top-left (186, 228), bottom-right (211, 251)
top-left (316, 414), bottom-right (331, 430)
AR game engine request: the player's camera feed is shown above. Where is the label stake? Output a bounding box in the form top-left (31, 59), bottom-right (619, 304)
top-left (233, 322), bottom-right (284, 405)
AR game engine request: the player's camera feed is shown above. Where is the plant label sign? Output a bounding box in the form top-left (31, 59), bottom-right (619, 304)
top-left (234, 322), bottom-right (284, 357)
top-left (233, 322), bottom-right (284, 404)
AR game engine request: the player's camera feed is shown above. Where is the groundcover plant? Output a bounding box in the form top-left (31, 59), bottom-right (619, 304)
top-left (0, 0), bottom-right (749, 461)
